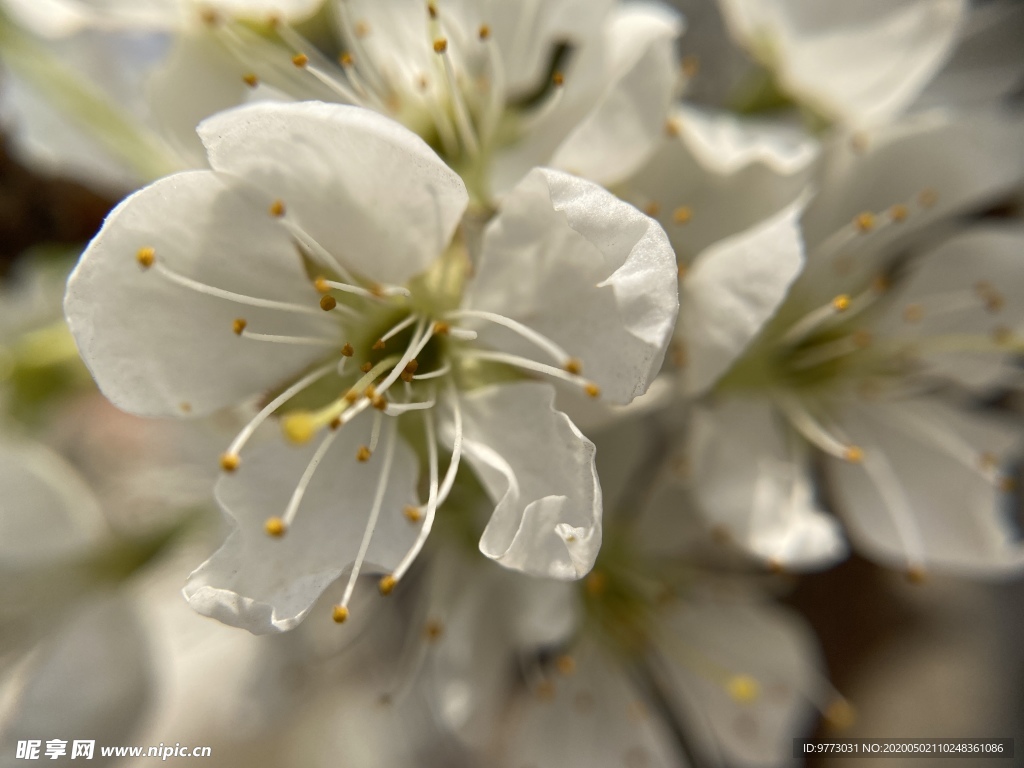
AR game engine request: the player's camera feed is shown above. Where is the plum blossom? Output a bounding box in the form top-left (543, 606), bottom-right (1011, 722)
top-left (64, 100), bottom-right (678, 633)
top-left (685, 107), bottom-right (1024, 577)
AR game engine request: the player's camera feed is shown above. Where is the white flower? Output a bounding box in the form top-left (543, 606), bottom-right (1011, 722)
top-left (688, 107), bottom-right (1024, 577)
top-left (0, 0), bottom-right (323, 38)
top-left (64, 101), bottom-right (679, 633)
top-left (716, 0), bottom-right (966, 127)
top-left (154, 0), bottom-right (684, 203)
top-left (625, 103), bottom-right (819, 396)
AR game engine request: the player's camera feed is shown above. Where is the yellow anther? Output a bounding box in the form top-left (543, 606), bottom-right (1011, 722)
top-left (999, 476), bottom-right (1016, 493)
top-left (427, 2), bottom-right (437, 19)
top-left (219, 453), bottom-right (241, 473)
top-left (919, 188), bottom-right (938, 208)
top-left (672, 206), bottom-right (692, 224)
top-left (357, 445), bottom-right (372, 462)
top-left (584, 383), bottom-right (600, 399)
top-left (902, 303), bottom-right (923, 323)
top-left (364, 385), bottom-right (378, 399)
top-left (180, 402), bottom-right (192, 413)
top-left (198, 6), bottom-right (219, 25)
top-left (265, 12), bottom-right (281, 28)
top-left (404, 505), bottom-right (423, 523)
top-left (676, 264), bottom-right (688, 282)
top-left (825, 698), bottom-right (857, 731)
top-left (242, 73), bottom-right (259, 88)
top-left (424, 619), bottom-right (444, 642)
top-left (564, 358), bottom-right (583, 375)
top-left (344, 388), bottom-right (360, 403)
top-left (889, 204), bottom-right (909, 222)
top-left (339, 52), bottom-right (354, 67)
top-left (664, 118), bottom-right (681, 137)
top-left (372, 395), bottom-right (388, 411)
top-left (354, 20), bottom-right (370, 37)
top-left (854, 212), bottom-right (874, 232)
top-left (871, 275), bottom-right (890, 294)
top-left (433, 38), bottom-right (448, 53)
top-left (552, 71), bottom-right (565, 87)
top-left (535, 680), bottom-right (556, 700)
top-left (341, 343), bottom-right (354, 357)
top-left (269, 199), bottom-right (285, 217)
top-left (372, 338), bottom-right (386, 351)
top-left (851, 329), bottom-right (872, 348)
top-left (400, 359), bottom-right (419, 382)
top-left (433, 321), bottom-right (450, 335)
top-left (360, 361), bottom-right (373, 373)
top-left (992, 326), bottom-right (1013, 345)
top-left (681, 54), bottom-right (700, 78)
top-left (979, 451), bottom-right (999, 471)
top-left (478, 24), bottom-right (490, 40)
top-left (644, 201), bottom-right (661, 217)
top-left (831, 294), bottom-right (851, 312)
top-left (292, 53), bottom-right (309, 67)
top-left (905, 566), bottom-right (927, 585)
top-left (726, 675), bottom-right (760, 703)
top-left (313, 276), bottom-right (330, 293)
top-left (264, 517), bottom-right (286, 537)
top-left (555, 655), bottom-right (576, 676)
top-left (332, 605), bottom-right (349, 624)
top-left (767, 558), bottom-right (785, 575)
top-left (136, 247), bottom-right (156, 268)
top-left (585, 570), bottom-right (607, 597)
top-left (232, 318), bottom-right (248, 335)
top-left (378, 574), bottom-right (397, 595)
top-left (328, 416), bottom-right (342, 430)
top-left (282, 411), bottom-right (316, 444)
top-left (320, 295), bottom-right (337, 312)
top-left (843, 445), bottom-right (864, 463)
top-left (849, 132), bottom-right (869, 154)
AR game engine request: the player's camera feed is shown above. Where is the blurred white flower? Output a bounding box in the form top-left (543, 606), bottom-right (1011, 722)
top-left (64, 101), bottom-right (679, 633)
top-left (688, 108), bottom-right (1024, 577)
top-left (716, 0), bottom-right (966, 127)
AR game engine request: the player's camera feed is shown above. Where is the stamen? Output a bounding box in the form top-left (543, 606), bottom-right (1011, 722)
top-left (144, 259), bottom-right (320, 315)
top-left (337, 418), bottom-right (400, 615)
top-left (434, 380), bottom-right (464, 508)
top-left (390, 407), bottom-right (441, 583)
top-left (222, 362), bottom-right (336, 468)
top-left (460, 349), bottom-right (599, 396)
top-left (320, 278), bottom-right (410, 300)
top-left (413, 361), bottom-right (451, 380)
top-left (277, 427), bottom-right (342, 531)
top-left (445, 310), bottom-right (574, 365)
top-left (779, 294), bottom-right (856, 347)
top-left (776, 395), bottom-right (862, 462)
top-left (368, 409), bottom-right (383, 452)
top-left (380, 313), bottom-right (421, 343)
top-left (672, 206), bottom-right (692, 225)
top-left (519, 72), bottom-right (566, 133)
top-left (435, 39), bottom-right (481, 157)
top-left (243, 73), bottom-right (259, 88)
top-left (278, 219), bottom-right (357, 284)
top-left (476, 22), bottom-right (506, 147)
top-left (239, 329), bottom-right (340, 347)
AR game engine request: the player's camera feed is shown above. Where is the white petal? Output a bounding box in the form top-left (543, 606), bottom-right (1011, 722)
top-left (0, 439), bottom-right (104, 568)
top-left (915, 2), bottom-right (1024, 110)
top-left (829, 398), bottom-right (1024, 576)
top-left (183, 418), bottom-right (420, 633)
top-left (719, 0), bottom-right (966, 125)
top-left (145, 34), bottom-right (249, 169)
top-left (448, 382), bottom-right (601, 580)
top-left (803, 108), bottom-right (1024, 257)
top-left (680, 200), bottom-right (806, 395)
top-left (628, 104), bottom-right (818, 263)
top-left (551, 3), bottom-right (683, 187)
top-left (656, 595), bottom-right (823, 768)
top-left (873, 225), bottom-right (1024, 391)
top-left (1, 596), bottom-right (151, 750)
top-left (469, 168), bottom-right (678, 404)
top-left (199, 102), bottom-right (468, 287)
top-left (496, 639), bottom-right (687, 768)
top-left (688, 400), bottom-right (847, 569)
top-left (65, 170), bottom-right (333, 418)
